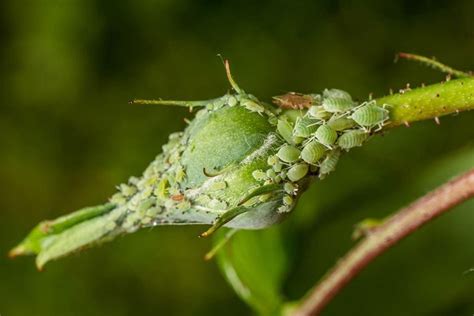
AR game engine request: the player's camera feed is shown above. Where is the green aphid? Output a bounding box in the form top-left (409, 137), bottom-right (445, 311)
top-left (119, 184), bottom-right (137, 197)
top-left (323, 88), bottom-right (352, 101)
top-left (350, 101), bottom-right (389, 128)
top-left (283, 182), bottom-right (297, 195)
top-left (277, 119), bottom-right (294, 144)
top-left (241, 98), bottom-right (265, 114)
top-left (292, 136), bottom-right (305, 145)
top-left (155, 178), bottom-right (169, 200)
top-left (287, 163), bottom-right (309, 182)
top-left (308, 105), bottom-right (331, 120)
top-left (266, 169), bottom-right (277, 180)
top-left (293, 116), bottom-right (319, 138)
top-left (322, 97), bottom-right (356, 113)
top-left (252, 169), bottom-right (268, 181)
top-left (319, 149), bottom-right (341, 178)
top-left (227, 95), bottom-right (238, 107)
top-left (315, 124), bottom-right (338, 147)
top-left (273, 175), bottom-right (282, 183)
top-left (145, 206), bottom-right (162, 218)
top-left (175, 165), bottom-right (186, 182)
top-left (283, 195), bottom-right (293, 206)
top-left (301, 140), bottom-right (327, 164)
top-left (267, 155), bottom-right (279, 166)
top-left (141, 217), bottom-right (152, 225)
top-left (137, 198), bottom-right (156, 214)
top-left (273, 161), bottom-right (283, 172)
top-left (209, 180), bottom-right (227, 191)
top-left (327, 116), bottom-right (357, 131)
top-left (276, 145), bottom-right (301, 163)
top-left (337, 130), bottom-right (369, 150)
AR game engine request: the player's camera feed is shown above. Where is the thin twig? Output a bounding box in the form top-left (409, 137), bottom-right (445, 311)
top-left (292, 169), bottom-right (474, 316)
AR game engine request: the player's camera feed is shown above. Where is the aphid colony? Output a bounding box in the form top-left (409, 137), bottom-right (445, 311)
top-left (11, 64), bottom-right (391, 267)
top-left (254, 89), bottom-right (390, 213)
top-left (110, 87), bottom-right (391, 237)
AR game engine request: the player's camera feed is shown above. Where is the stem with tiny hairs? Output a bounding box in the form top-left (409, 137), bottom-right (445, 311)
top-left (377, 77), bottom-right (474, 128)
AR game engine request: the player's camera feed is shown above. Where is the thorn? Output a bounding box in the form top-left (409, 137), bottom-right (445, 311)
top-left (404, 121), bottom-right (410, 128)
top-left (434, 117), bottom-right (440, 125)
top-left (184, 118), bottom-right (191, 124)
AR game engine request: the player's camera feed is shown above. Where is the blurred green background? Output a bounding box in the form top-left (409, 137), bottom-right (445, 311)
top-left (1, 0), bottom-right (474, 315)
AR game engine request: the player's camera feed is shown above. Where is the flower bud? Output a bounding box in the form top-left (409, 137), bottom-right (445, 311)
top-left (11, 63), bottom-right (391, 268)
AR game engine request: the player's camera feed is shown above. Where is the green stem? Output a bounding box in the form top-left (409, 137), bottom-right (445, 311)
top-left (376, 77), bottom-right (474, 128)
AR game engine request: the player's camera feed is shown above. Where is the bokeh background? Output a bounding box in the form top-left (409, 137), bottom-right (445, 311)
top-left (1, 0), bottom-right (474, 315)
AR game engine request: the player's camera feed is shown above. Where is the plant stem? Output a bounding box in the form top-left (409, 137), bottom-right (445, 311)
top-left (292, 169), bottom-right (474, 316)
top-left (376, 77), bottom-right (474, 128)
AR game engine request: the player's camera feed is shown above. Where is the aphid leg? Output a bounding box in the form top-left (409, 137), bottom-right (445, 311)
top-left (204, 228), bottom-right (238, 260)
top-left (397, 52), bottom-right (472, 78)
top-left (238, 183), bottom-right (282, 206)
top-left (200, 206), bottom-right (250, 238)
top-left (223, 59), bottom-right (244, 94)
top-left (373, 124), bottom-right (383, 132)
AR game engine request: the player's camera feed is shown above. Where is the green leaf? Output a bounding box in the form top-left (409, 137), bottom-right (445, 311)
top-left (214, 227), bottom-right (289, 315)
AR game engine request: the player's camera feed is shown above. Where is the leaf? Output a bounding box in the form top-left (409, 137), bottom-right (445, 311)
top-left (214, 226), bottom-right (290, 315)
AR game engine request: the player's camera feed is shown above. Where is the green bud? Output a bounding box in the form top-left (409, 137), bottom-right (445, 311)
top-left (11, 66), bottom-right (387, 268)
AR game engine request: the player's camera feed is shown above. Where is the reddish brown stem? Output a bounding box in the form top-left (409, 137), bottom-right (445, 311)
top-left (292, 169), bottom-right (474, 316)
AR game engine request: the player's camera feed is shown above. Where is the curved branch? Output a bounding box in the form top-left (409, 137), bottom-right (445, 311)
top-left (292, 168), bottom-right (474, 316)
